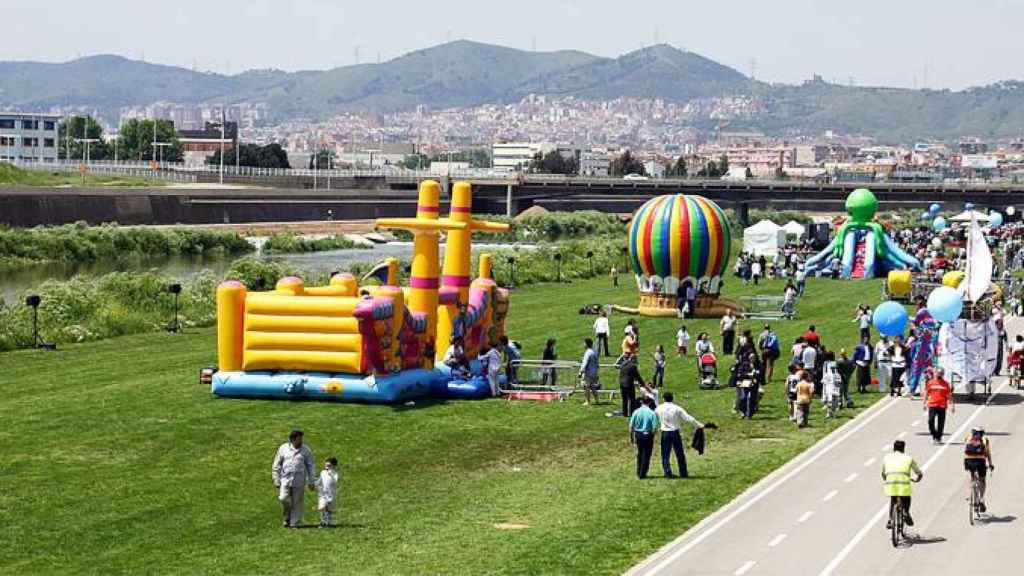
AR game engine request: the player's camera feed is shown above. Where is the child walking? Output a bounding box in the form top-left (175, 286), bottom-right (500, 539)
top-left (316, 457), bottom-right (339, 527)
top-left (676, 325), bottom-right (690, 358)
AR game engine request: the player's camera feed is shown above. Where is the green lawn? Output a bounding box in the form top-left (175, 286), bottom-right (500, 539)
top-left (0, 274), bottom-right (886, 575)
top-left (0, 161), bottom-right (166, 187)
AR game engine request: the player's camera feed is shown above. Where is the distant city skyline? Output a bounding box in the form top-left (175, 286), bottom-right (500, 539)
top-left (3, 0), bottom-right (1023, 90)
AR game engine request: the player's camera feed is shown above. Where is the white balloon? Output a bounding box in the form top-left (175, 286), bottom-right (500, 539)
top-left (1008, 207), bottom-right (1016, 216)
top-left (931, 237), bottom-right (941, 248)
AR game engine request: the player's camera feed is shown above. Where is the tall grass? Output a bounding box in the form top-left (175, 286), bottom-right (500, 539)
top-left (0, 222), bottom-right (254, 266)
top-left (261, 231), bottom-right (367, 253)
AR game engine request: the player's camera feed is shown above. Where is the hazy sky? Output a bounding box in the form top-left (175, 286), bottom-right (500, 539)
top-left (4, 0), bottom-right (1023, 90)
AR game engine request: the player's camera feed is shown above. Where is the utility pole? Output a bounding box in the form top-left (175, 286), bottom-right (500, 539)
top-left (219, 108), bottom-right (225, 185)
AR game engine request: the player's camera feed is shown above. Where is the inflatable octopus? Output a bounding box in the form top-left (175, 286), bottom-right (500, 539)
top-left (805, 188), bottom-right (921, 279)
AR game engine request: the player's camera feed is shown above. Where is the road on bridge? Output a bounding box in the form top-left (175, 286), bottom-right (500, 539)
top-left (629, 318), bottom-right (1024, 576)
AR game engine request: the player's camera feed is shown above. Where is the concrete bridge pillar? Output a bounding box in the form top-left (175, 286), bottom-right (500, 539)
top-left (736, 202), bottom-right (750, 228)
top-left (506, 184), bottom-right (513, 217)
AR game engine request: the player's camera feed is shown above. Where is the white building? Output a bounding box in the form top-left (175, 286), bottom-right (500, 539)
top-left (0, 112), bottom-right (61, 162)
top-left (492, 142), bottom-right (552, 172)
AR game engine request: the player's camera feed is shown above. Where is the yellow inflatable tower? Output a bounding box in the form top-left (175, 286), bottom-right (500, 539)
top-left (436, 181), bottom-right (510, 362)
top-left (377, 180), bottom-right (465, 367)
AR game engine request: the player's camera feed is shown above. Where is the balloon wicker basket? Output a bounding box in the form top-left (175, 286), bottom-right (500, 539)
top-left (636, 292), bottom-right (744, 319)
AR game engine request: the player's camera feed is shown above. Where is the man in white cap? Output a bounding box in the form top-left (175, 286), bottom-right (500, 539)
top-left (272, 429), bottom-right (316, 527)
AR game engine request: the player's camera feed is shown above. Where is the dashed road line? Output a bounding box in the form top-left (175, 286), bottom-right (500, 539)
top-left (735, 561), bottom-right (756, 576)
top-left (863, 457), bottom-right (876, 467)
top-left (844, 473), bottom-right (858, 483)
top-left (797, 510), bottom-right (815, 523)
top-left (911, 419), bottom-right (921, 427)
top-left (768, 533), bottom-right (787, 548)
top-left (897, 431), bottom-right (907, 439)
top-left (822, 490), bottom-right (838, 502)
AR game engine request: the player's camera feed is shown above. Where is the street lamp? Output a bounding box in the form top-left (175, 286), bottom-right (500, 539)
top-left (24, 295), bottom-right (56, 350)
top-left (586, 250), bottom-right (595, 277)
top-left (507, 255), bottom-right (517, 288)
top-left (152, 142), bottom-right (172, 167)
top-left (554, 252), bottom-right (563, 283)
top-left (620, 245), bottom-right (629, 270)
top-left (166, 283), bottom-right (182, 333)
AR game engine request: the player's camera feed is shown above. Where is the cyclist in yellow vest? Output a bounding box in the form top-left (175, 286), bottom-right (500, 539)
top-left (882, 440), bottom-right (923, 529)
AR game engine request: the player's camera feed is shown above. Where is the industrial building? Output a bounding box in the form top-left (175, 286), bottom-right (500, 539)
top-left (0, 112), bottom-right (61, 162)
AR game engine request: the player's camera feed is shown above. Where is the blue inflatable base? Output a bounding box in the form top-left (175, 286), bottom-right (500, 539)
top-left (211, 360), bottom-right (506, 404)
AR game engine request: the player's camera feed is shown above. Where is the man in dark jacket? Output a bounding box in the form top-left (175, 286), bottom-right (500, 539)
top-left (619, 352), bottom-right (645, 417)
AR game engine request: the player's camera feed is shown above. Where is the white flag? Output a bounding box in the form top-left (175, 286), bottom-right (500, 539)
top-left (964, 217), bottom-right (992, 302)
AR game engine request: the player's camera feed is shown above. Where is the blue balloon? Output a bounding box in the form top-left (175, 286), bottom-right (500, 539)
top-left (933, 216), bottom-right (947, 231)
top-left (929, 203), bottom-right (941, 214)
top-left (989, 212), bottom-right (1003, 227)
top-left (873, 301), bottom-right (909, 337)
top-left (927, 286), bottom-right (963, 323)
top-left (965, 202), bottom-right (975, 210)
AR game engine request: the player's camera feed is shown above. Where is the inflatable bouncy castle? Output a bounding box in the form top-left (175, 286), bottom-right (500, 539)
top-left (625, 194), bottom-right (743, 318)
top-left (805, 188), bottom-right (920, 279)
top-left (210, 180), bottom-right (511, 403)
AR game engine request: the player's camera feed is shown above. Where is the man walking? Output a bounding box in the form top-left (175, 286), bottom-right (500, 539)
top-left (593, 310), bottom-right (611, 357)
top-left (629, 397), bottom-right (659, 479)
top-left (853, 335), bottom-right (872, 393)
top-left (579, 337), bottom-right (601, 405)
top-left (874, 336), bottom-right (891, 395)
top-left (685, 282), bottom-right (697, 319)
top-left (655, 392), bottom-right (704, 478)
top-left (923, 368), bottom-right (954, 444)
top-left (720, 309), bottom-right (738, 355)
top-left (272, 430), bottom-right (316, 528)
top-left (618, 352), bottom-right (645, 417)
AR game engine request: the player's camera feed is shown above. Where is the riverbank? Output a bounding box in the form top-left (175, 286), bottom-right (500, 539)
top-left (0, 274), bottom-right (883, 575)
top-left (0, 161), bottom-right (167, 187)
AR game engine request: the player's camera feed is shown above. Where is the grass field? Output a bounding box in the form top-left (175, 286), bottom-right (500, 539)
top-left (0, 162), bottom-right (166, 187)
top-left (0, 274), bottom-right (886, 575)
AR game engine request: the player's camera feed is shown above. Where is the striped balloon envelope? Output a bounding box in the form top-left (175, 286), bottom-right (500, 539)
top-left (628, 194), bottom-right (732, 294)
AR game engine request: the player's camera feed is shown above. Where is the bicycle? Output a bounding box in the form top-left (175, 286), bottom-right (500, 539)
top-left (890, 497), bottom-right (907, 547)
top-left (968, 468), bottom-right (992, 525)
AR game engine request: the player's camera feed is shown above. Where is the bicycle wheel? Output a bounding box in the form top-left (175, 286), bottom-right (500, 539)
top-left (891, 502), bottom-right (901, 547)
top-left (969, 480), bottom-right (977, 526)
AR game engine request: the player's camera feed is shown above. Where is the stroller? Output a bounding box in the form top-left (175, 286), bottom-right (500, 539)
top-left (699, 352), bottom-right (720, 389)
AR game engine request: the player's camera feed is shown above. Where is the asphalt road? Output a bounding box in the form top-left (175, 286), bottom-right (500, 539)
top-left (629, 319), bottom-right (1023, 576)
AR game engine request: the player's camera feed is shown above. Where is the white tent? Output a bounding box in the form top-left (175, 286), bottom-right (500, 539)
top-left (782, 220), bottom-right (806, 237)
top-left (948, 210), bottom-right (991, 223)
top-left (743, 220), bottom-right (786, 257)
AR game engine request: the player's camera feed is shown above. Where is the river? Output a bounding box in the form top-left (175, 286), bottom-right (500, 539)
top-left (0, 242), bottom-right (527, 303)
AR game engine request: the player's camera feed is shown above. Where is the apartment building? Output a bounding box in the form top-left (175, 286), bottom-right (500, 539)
top-left (0, 112), bottom-right (61, 162)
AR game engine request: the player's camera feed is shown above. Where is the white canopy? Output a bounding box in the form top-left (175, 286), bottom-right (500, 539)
top-left (948, 210), bottom-right (991, 223)
top-left (782, 220), bottom-right (806, 237)
top-left (743, 220), bottom-right (786, 257)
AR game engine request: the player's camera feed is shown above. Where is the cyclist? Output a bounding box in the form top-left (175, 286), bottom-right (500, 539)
top-left (964, 427), bottom-right (995, 512)
top-left (883, 439), bottom-right (923, 529)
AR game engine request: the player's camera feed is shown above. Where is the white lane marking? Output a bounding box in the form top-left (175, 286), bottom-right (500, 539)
top-left (897, 431), bottom-right (907, 439)
top-left (863, 457), bottom-right (876, 467)
top-left (797, 510), bottom-right (815, 523)
top-left (823, 490), bottom-right (838, 502)
top-left (881, 443), bottom-right (890, 451)
top-left (911, 419), bottom-right (921, 427)
top-left (632, 397), bottom-right (899, 576)
top-left (844, 473), bottom-right (858, 483)
top-left (768, 533), bottom-right (787, 548)
top-left (735, 561), bottom-right (757, 576)
top-left (819, 380), bottom-right (1009, 576)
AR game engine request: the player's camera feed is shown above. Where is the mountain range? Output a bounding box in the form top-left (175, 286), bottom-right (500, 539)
top-left (2, 40), bottom-right (1023, 142)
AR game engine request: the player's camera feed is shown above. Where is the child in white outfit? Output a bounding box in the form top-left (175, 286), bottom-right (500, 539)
top-left (316, 457), bottom-right (339, 527)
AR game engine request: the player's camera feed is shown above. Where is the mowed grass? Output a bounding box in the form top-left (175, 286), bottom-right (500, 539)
top-left (0, 162), bottom-right (166, 187)
top-left (0, 274), bottom-right (885, 575)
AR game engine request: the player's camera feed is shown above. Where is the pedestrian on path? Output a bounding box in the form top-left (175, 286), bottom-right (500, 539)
top-left (853, 335), bottom-right (872, 393)
top-left (759, 324), bottom-right (780, 382)
top-left (794, 371), bottom-right (814, 428)
top-left (272, 430), bottom-right (316, 528)
top-left (890, 338), bottom-right (907, 397)
top-left (629, 396), bottom-right (659, 479)
top-left (654, 392), bottom-right (704, 478)
top-left (874, 336), bottom-right (891, 395)
top-left (923, 368), bottom-right (954, 444)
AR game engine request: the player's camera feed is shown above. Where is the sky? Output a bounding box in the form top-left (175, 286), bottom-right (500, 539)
top-left (4, 0), bottom-right (1023, 90)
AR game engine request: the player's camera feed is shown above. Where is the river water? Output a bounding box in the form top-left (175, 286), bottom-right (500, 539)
top-left (0, 242), bottom-right (526, 302)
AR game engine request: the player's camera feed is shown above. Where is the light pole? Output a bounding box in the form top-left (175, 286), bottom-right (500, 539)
top-left (152, 142), bottom-right (172, 166)
top-left (75, 138), bottom-right (98, 182)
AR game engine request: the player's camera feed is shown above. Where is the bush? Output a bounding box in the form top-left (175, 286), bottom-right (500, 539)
top-left (0, 223), bottom-right (254, 266)
top-left (262, 232), bottom-right (367, 253)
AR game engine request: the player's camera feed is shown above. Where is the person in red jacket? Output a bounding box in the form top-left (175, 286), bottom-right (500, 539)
top-left (923, 368), bottom-right (954, 445)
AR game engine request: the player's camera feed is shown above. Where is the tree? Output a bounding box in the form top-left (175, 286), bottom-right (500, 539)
top-left (399, 149), bottom-right (492, 170)
top-left (665, 156), bottom-right (687, 178)
top-left (529, 150), bottom-right (579, 175)
top-left (58, 116), bottom-right (108, 160)
top-left (308, 150), bottom-right (335, 170)
top-left (609, 150), bottom-right (646, 176)
top-left (118, 119), bottom-right (182, 162)
top-left (207, 143), bottom-right (290, 169)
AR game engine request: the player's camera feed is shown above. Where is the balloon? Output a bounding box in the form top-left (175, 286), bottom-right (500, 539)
top-left (921, 211), bottom-right (932, 220)
top-left (989, 212), bottom-right (1003, 227)
top-left (873, 301), bottom-right (909, 337)
top-left (927, 286), bottom-right (963, 323)
top-left (965, 202), bottom-right (975, 210)
top-left (932, 216), bottom-right (947, 231)
top-left (931, 237), bottom-right (942, 248)
top-left (929, 203), bottom-right (941, 214)
top-left (1007, 206), bottom-right (1016, 216)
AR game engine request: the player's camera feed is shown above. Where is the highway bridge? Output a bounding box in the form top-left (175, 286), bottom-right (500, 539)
top-left (4, 173), bottom-right (1024, 227)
